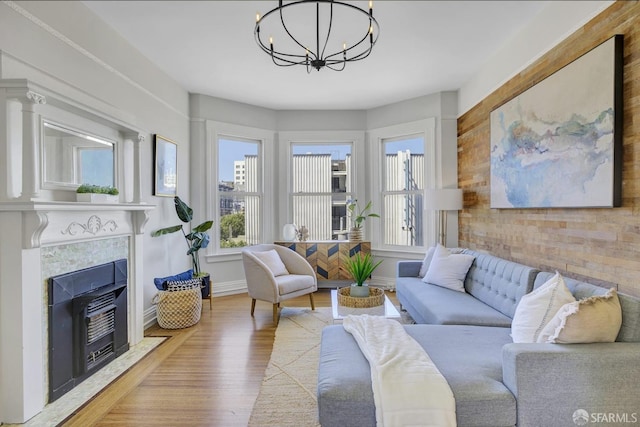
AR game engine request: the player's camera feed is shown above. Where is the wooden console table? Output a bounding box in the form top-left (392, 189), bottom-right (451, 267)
top-left (274, 241), bottom-right (371, 282)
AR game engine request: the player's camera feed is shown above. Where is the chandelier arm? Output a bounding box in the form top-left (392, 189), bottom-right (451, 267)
top-left (329, 38), bottom-right (375, 62)
top-left (272, 56), bottom-right (307, 67)
top-left (256, 27), bottom-right (312, 62)
top-left (322, 16), bottom-right (378, 62)
top-left (325, 61), bottom-right (347, 72)
top-left (319, 1), bottom-right (334, 61)
top-left (271, 50), bottom-right (311, 65)
top-left (255, 32), bottom-right (307, 66)
top-left (257, 38), bottom-right (310, 66)
top-left (278, 3), bottom-right (316, 59)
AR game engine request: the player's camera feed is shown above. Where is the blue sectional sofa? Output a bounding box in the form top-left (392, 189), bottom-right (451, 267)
top-left (396, 249), bottom-right (538, 326)
top-left (317, 250), bottom-right (640, 427)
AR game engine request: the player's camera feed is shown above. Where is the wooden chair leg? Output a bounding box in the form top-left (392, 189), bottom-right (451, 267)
top-left (309, 292), bottom-right (316, 310)
top-left (251, 298), bottom-right (256, 317)
top-left (273, 303), bottom-right (279, 323)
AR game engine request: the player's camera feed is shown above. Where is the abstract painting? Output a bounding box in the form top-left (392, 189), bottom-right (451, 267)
top-left (490, 35), bottom-right (623, 208)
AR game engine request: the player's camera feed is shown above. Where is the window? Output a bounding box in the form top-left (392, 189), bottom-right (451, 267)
top-left (369, 119), bottom-right (435, 251)
top-left (290, 143), bottom-right (353, 240)
top-left (217, 137), bottom-right (261, 249)
top-left (381, 135), bottom-right (425, 247)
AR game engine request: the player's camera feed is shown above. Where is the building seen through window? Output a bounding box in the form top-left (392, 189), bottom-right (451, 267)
top-left (291, 144), bottom-right (352, 240)
top-left (382, 136), bottom-right (425, 247)
top-left (218, 138), bottom-right (261, 249)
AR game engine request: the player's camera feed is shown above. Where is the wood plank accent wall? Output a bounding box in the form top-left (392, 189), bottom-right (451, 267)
top-left (457, 1), bottom-right (640, 297)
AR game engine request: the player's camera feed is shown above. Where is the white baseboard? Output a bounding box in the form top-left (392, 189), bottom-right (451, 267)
top-left (212, 280), bottom-right (247, 296)
top-left (371, 276), bottom-right (396, 291)
top-left (143, 306), bottom-right (158, 330)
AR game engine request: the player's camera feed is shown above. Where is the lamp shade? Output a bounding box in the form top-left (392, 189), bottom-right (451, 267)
top-left (425, 188), bottom-right (463, 211)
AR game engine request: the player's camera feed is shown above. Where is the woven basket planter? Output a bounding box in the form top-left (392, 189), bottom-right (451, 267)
top-left (153, 287), bottom-right (202, 329)
top-left (337, 286), bottom-right (384, 308)
top-left (348, 227), bottom-right (363, 242)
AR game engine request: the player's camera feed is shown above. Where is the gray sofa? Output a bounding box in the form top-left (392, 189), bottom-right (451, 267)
top-left (317, 251), bottom-right (640, 427)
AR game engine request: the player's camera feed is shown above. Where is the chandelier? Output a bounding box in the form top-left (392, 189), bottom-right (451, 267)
top-left (254, 0), bottom-right (380, 72)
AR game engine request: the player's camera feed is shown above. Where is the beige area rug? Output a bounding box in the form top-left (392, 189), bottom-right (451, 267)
top-left (6, 337), bottom-right (166, 427)
top-left (248, 306), bottom-right (414, 426)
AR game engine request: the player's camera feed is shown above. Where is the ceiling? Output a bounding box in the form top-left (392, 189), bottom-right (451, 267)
top-left (83, 1), bottom-right (549, 111)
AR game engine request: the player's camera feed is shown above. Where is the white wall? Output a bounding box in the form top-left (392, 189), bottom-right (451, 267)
top-left (277, 110), bottom-right (367, 131)
top-left (458, 0), bottom-right (614, 116)
top-left (0, 1), bottom-right (191, 321)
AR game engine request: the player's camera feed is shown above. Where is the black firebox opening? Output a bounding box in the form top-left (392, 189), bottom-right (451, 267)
top-left (48, 259), bottom-right (129, 402)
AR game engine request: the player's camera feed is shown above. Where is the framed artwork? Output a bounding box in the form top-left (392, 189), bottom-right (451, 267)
top-left (153, 134), bottom-right (177, 197)
top-left (490, 35), bottom-right (623, 208)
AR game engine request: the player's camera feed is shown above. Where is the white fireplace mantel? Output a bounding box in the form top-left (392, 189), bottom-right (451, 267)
top-left (0, 201), bottom-right (154, 424)
top-left (0, 78), bottom-right (155, 424)
top-left (0, 201), bottom-right (153, 248)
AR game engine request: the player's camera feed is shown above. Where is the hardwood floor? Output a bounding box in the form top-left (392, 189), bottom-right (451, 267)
top-left (62, 289), bottom-right (397, 426)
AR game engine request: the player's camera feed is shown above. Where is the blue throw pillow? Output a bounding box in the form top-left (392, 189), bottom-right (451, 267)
top-left (154, 269), bottom-right (193, 290)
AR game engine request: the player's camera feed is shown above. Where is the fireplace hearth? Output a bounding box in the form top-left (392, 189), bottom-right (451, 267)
top-left (48, 259), bottom-right (129, 402)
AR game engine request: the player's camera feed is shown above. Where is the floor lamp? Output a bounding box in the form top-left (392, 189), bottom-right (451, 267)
top-left (425, 188), bottom-right (463, 247)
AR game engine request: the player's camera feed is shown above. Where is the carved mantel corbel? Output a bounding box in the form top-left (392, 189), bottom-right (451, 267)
top-left (25, 90), bottom-right (46, 105)
top-left (22, 210), bottom-right (49, 249)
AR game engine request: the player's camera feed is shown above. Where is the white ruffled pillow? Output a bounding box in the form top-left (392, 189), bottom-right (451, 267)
top-left (537, 288), bottom-right (622, 344)
top-left (253, 249), bottom-right (289, 277)
top-left (511, 272), bottom-right (575, 343)
top-left (422, 244), bottom-right (475, 292)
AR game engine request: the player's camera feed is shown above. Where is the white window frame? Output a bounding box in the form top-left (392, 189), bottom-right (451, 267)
top-left (205, 121), bottom-right (274, 259)
top-left (278, 131), bottom-right (365, 238)
top-left (368, 119), bottom-right (436, 254)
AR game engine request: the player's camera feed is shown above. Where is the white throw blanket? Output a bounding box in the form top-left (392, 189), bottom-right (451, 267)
top-left (343, 315), bottom-right (456, 427)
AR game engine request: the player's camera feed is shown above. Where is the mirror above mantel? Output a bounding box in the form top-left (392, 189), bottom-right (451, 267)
top-left (0, 79), bottom-right (145, 204)
top-left (42, 121), bottom-right (116, 190)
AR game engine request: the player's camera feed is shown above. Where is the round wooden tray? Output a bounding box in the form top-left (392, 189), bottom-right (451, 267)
top-left (337, 286), bottom-right (385, 308)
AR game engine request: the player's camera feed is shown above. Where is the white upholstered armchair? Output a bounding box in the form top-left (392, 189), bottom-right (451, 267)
top-left (241, 244), bottom-right (317, 323)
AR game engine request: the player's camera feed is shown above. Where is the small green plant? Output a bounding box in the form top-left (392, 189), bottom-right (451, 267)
top-left (343, 252), bottom-right (383, 286)
top-left (76, 184), bottom-right (119, 195)
top-left (220, 239), bottom-right (247, 248)
top-left (346, 199), bottom-right (379, 229)
top-left (151, 196), bottom-right (213, 276)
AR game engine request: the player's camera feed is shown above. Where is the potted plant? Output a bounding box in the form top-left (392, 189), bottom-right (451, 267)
top-left (151, 196), bottom-right (214, 298)
top-left (343, 252), bottom-right (383, 297)
top-left (346, 199), bottom-right (379, 242)
top-left (76, 184), bottom-right (119, 203)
